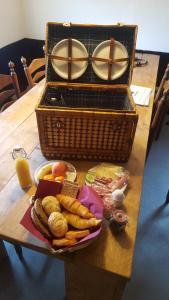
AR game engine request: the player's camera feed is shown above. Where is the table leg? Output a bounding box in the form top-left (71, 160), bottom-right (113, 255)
top-left (0, 239), bottom-right (8, 261)
top-left (64, 262), bottom-right (127, 300)
top-left (14, 244), bottom-right (23, 260)
top-left (165, 190), bottom-right (169, 204)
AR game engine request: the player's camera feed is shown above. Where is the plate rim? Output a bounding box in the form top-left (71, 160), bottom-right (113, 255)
top-left (92, 39), bottom-right (128, 80)
top-left (51, 38), bottom-right (88, 80)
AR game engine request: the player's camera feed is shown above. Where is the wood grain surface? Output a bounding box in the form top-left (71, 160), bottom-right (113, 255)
top-left (0, 54), bottom-right (159, 283)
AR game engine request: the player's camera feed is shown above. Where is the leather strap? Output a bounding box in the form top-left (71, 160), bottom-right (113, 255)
top-left (49, 36), bottom-right (129, 81)
top-left (108, 38), bottom-right (115, 80)
top-left (68, 38), bottom-right (72, 80)
top-left (91, 57), bottom-right (128, 63)
top-left (50, 54), bottom-right (88, 62)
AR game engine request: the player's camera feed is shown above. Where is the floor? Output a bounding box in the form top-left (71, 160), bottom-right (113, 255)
top-left (1, 114), bottom-right (169, 300)
top-left (0, 246), bottom-right (65, 300)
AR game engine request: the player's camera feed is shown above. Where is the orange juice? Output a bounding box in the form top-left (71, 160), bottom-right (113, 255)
top-left (12, 146), bottom-right (32, 189)
top-left (15, 157), bottom-right (32, 188)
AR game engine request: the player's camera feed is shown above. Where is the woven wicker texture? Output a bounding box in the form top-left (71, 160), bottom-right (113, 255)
top-left (36, 108), bottom-right (138, 162)
top-left (46, 24), bottom-right (136, 85)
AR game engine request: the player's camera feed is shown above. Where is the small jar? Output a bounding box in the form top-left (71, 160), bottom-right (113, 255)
top-left (12, 146), bottom-right (32, 189)
top-left (109, 210), bottom-right (128, 232)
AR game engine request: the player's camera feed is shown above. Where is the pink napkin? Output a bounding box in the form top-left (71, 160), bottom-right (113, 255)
top-left (20, 180), bottom-right (103, 249)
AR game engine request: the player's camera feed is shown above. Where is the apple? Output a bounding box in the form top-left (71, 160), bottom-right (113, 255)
top-left (52, 162), bottom-right (67, 177)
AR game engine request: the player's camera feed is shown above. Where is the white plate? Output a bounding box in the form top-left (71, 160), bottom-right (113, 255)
top-left (85, 163), bottom-right (129, 192)
top-left (92, 40), bottom-right (128, 80)
top-left (34, 160), bottom-right (77, 185)
top-left (51, 39), bottom-right (88, 80)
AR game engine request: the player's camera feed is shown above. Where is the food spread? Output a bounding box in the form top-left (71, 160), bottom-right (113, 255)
top-left (85, 163), bottom-right (129, 220)
top-left (30, 186), bottom-right (102, 250)
top-left (22, 161), bottom-right (129, 252)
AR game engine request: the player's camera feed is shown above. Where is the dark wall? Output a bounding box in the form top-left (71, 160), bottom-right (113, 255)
top-left (0, 38), bottom-right (44, 91)
top-left (0, 38), bottom-right (169, 91)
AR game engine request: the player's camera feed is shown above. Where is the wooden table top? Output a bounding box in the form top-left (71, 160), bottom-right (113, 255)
top-left (0, 54), bottom-right (159, 279)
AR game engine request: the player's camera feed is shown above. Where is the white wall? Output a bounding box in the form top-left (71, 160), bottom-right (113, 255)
top-left (0, 0), bottom-right (168, 52)
top-left (0, 0), bottom-right (24, 48)
top-left (22, 0), bottom-right (169, 52)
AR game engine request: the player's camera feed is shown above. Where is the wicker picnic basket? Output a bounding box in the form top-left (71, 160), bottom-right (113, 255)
top-left (36, 22), bottom-right (138, 162)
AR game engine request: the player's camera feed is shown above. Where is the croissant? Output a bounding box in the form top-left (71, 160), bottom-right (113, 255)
top-left (57, 194), bottom-right (94, 219)
top-left (52, 238), bottom-right (77, 248)
top-left (65, 229), bottom-right (90, 240)
top-left (62, 211), bottom-right (101, 230)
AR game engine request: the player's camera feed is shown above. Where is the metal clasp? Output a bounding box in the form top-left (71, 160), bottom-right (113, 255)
top-left (63, 22), bottom-right (71, 27)
top-left (56, 121), bottom-right (64, 129)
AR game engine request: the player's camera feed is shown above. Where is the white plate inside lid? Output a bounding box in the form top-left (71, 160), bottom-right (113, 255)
top-left (92, 40), bottom-right (128, 80)
top-left (51, 39), bottom-right (88, 80)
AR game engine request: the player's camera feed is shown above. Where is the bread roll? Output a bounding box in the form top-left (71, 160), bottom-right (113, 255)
top-left (48, 212), bottom-right (68, 238)
top-left (42, 196), bottom-right (60, 216)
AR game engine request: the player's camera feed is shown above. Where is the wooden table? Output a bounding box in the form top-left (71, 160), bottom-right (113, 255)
top-left (0, 54), bottom-right (159, 299)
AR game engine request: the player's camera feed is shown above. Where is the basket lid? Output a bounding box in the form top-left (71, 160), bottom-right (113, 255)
top-left (45, 22), bottom-right (137, 86)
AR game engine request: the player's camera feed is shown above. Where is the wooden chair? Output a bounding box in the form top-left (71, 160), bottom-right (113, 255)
top-left (0, 61), bottom-right (21, 112)
top-left (146, 88), bottom-right (169, 158)
top-left (146, 64), bottom-right (169, 158)
top-left (21, 46), bottom-right (46, 89)
top-left (152, 63), bottom-right (169, 121)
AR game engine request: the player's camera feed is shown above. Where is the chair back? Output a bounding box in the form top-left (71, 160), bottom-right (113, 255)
top-left (153, 64), bottom-right (169, 118)
top-left (0, 62), bottom-right (21, 112)
top-left (151, 88), bottom-right (169, 139)
top-left (21, 46), bottom-right (46, 89)
top-left (146, 87), bottom-right (169, 159)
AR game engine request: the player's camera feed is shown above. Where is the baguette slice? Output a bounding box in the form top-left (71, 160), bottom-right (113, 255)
top-left (52, 238), bottom-right (77, 248)
top-left (34, 198), bottom-right (48, 227)
top-left (57, 194), bottom-right (94, 218)
top-left (65, 229), bottom-right (90, 240)
top-left (31, 207), bottom-right (52, 240)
